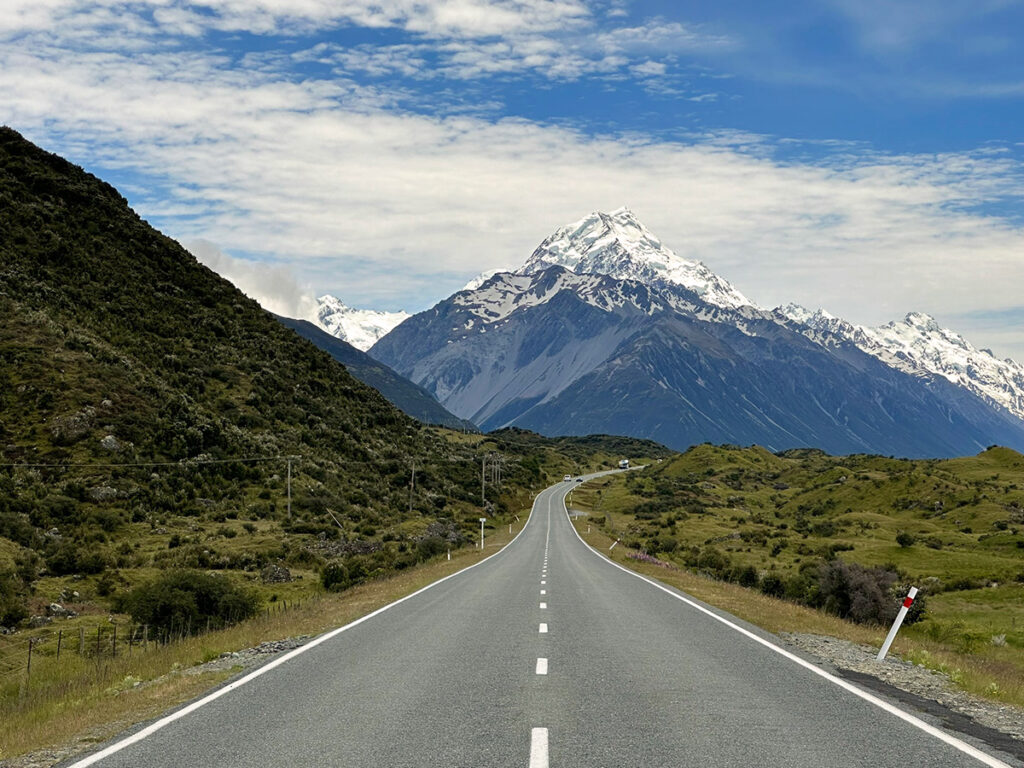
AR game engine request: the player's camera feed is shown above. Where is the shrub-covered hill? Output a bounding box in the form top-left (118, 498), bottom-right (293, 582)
top-left (0, 127), bottom-right (672, 627)
top-left (574, 443), bottom-right (1024, 635)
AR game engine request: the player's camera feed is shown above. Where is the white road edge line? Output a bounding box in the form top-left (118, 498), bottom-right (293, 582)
top-left (529, 727), bottom-right (549, 768)
top-left (536, 657), bottom-right (548, 675)
top-left (64, 491), bottom-right (546, 768)
top-left (564, 485), bottom-right (1013, 768)
top-left (539, 623), bottom-right (548, 633)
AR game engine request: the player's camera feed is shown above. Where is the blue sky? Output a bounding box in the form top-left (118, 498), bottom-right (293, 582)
top-left (2, 0), bottom-right (1024, 357)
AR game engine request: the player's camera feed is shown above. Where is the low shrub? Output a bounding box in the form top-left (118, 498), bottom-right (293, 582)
top-left (116, 569), bottom-right (259, 634)
top-left (0, 569), bottom-right (28, 626)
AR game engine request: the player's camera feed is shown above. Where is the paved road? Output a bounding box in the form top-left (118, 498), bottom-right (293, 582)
top-left (66, 472), bottom-right (1020, 768)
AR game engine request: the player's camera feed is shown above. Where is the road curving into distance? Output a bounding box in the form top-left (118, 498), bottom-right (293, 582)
top-left (62, 471), bottom-right (1021, 768)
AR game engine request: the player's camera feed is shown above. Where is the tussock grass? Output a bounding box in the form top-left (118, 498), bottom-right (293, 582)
top-left (0, 521), bottom-right (522, 762)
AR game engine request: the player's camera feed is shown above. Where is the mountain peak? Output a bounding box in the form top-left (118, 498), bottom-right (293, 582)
top-left (902, 311), bottom-right (942, 333)
top-left (518, 208), bottom-right (754, 310)
top-left (315, 295), bottom-right (410, 351)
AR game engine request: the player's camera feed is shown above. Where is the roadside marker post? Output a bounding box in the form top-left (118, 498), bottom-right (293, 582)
top-left (609, 539), bottom-right (620, 550)
top-left (479, 517), bottom-right (486, 549)
top-left (877, 586), bottom-right (918, 661)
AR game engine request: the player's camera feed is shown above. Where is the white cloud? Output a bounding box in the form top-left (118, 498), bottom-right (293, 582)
top-left (3, 12), bottom-right (1024, 359)
top-left (0, 0), bottom-right (592, 41)
top-left (186, 239), bottom-right (320, 322)
top-left (308, 19), bottom-right (728, 83)
top-left (823, 0), bottom-right (1018, 54)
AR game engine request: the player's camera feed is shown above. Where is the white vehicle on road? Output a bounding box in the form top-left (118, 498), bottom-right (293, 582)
top-left (563, 474), bottom-right (572, 482)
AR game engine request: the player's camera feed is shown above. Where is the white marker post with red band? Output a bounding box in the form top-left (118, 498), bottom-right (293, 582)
top-left (876, 586), bottom-right (918, 661)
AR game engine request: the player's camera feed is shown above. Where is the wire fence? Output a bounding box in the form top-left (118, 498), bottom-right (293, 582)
top-left (0, 596), bottom-right (311, 687)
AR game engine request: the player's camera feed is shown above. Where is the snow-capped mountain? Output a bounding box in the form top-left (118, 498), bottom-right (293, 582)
top-left (369, 207), bottom-right (1024, 456)
top-left (780, 305), bottom-right (1024, 422)
top-left (519, 207), bottom-right (754, 310)
top-left (316, 295), bottom-right (409, 351)
top-left (372, 263), bottom-right (1024, 456)
top-left (462, 269), bottom-right (504, 292)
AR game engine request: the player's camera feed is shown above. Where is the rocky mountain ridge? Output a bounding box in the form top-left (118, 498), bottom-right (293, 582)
top-left (370, 209), bottom-right (1024, 456)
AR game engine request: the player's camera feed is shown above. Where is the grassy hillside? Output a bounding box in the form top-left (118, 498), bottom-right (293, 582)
top-left (573, 444), bottom-right (1024, 647)
top-left (0, 126), bottom-right (671, 626)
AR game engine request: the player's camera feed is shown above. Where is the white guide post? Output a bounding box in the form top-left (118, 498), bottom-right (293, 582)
top-left (479, 517), bottom-right (486, 549)
top-left (877, 586), bottom-right (918, 661)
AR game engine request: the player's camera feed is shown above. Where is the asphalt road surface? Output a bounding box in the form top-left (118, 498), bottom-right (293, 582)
top-left (64, 471), bottom-right (1021, 768)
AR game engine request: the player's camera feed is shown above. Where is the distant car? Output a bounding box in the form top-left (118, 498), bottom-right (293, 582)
top-left (618, 459), bottom-right (629, 469)
top-left (575, 478), bottom-right (583, 483)
top-left (564, 475), bottom-right (572, 482)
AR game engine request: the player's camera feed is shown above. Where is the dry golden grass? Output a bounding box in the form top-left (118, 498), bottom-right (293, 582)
top-left (572, 518), bottom-right (1024, 710)
top-left (0, 520), bottom-right (524, 763)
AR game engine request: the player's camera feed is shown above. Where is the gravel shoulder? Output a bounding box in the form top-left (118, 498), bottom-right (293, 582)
top-left (782, 632), bottom-right (1024, 758)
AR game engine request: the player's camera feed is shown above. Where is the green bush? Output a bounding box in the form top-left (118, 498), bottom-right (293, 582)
top-left (321, 562), bottom-right (349, 592)
top-left (813, 559), bottom-right (920, 625)
top-left (896, 531), bottom-right (916, 548)
top-left (116, 569), bottom-right (259, 634)
top-left (47, 542), bottom-right (110, 575)
top-left (415, 535), bottom-right (447, 562)
top-left (0, 570), bottom-right (28, 627)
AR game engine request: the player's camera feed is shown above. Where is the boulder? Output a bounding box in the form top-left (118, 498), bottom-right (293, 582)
top-left (260, 564), bottom-right (293, 584)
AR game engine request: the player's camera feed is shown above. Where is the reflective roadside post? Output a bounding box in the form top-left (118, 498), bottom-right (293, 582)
top-left (877, 586), bottom-right (918, 661)
top-left (480, 517), bottom-right (486, 549)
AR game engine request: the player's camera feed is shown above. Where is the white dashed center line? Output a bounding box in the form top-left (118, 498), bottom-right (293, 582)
top-left (539, 623), bottom-right (548, 633)
top-left (530, 727), bottom-right (549, 768)
top-left (539, 602), bottom-right (547, 609)
top-left (536, 658), bottom-right (548, 675)
top-left (540, 589), bottom-right (546, 595)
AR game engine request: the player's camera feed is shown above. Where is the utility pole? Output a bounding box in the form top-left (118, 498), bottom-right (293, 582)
top-left (285, 455), bottom-right (299, 520)
top-left (409, 460), bottom-right (416, 515)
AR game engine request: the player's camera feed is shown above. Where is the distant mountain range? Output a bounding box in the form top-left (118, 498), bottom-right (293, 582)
top-left (315, 295), bottom-right (409, 351)
top-left (778, 305), bottom-right (1024, 422)
top-left (369, 208), bottom-right (1024, 457)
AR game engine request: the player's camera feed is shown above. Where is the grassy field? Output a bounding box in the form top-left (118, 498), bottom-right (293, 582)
top-left (568, 447), bottom-right (1024, 709)
top-left (0, 516), bottom-right (527, 762)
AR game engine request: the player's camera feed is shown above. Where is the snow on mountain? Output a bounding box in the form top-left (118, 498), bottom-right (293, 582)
top-left (462, 268), bottom-right (505, 292)
top-left (780, 304), bottom-right (1024, 421)
top-left (449, 269), bottom-right (699, 327)
top-left (316, 295), bottom-right (410, 351)
top-left (519, 207), bottom-right (754, 310)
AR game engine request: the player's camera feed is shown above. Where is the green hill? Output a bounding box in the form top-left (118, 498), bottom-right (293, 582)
top-left (574, 443), bottom-right (1024, 641)
top-left (0, 126), bottom-right (671, 629)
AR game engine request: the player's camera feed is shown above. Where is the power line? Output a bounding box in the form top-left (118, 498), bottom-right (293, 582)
top-left (0, 455), bottom-right (300, 470)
